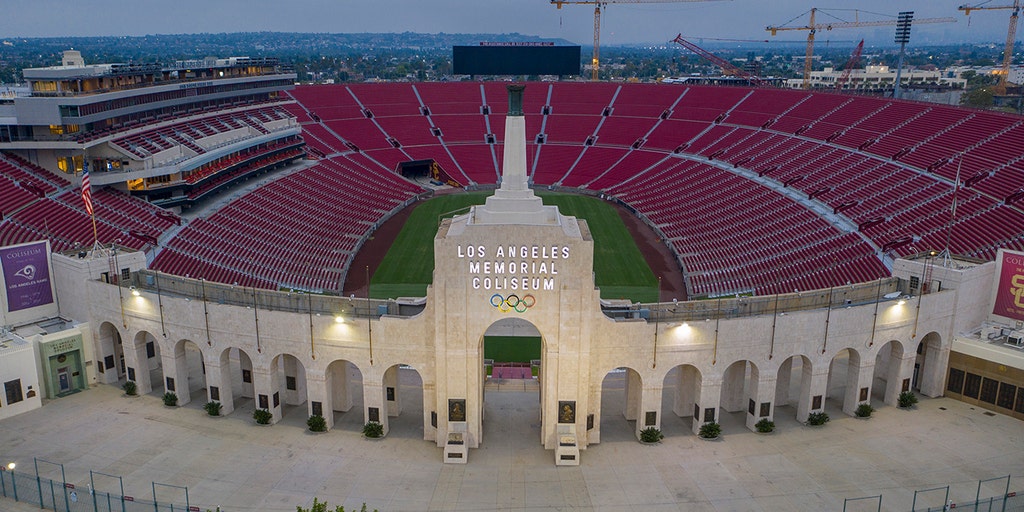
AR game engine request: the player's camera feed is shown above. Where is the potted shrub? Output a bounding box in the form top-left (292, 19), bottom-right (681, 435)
top-left (122, 381), bottom-right (138, 396)
top-left (307, 414), bottom-right (327, 433)
top-left (162, 392), bottom-right (178, 407)
top-left (204, 401), bottom-right (222, 416)
top-left (855, 403), bottom-right (874, 418)
top-left (638, 426), bottom-right (664, 444)
top-left (897, 391), bottom-right (919, 409)
top-left (698, 421), bottom-right (722, 440)
top-left (253, 408), bottom-right (273, 425)
top-left (362, 421), bottom-right (384, 439)
top-left (807, 411), bottom-right (830, 426)
top-left (754, 418), bottom-right (775, 433)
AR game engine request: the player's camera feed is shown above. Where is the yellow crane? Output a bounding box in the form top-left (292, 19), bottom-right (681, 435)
top-left (959, 1), bottom-right (1021, 87)
top-left (767, 8), bottom-right (956, 89)
top-left (551, 0), bottom-right (730, 81)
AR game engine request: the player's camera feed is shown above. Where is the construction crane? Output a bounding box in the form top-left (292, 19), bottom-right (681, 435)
top-left (551, 0), bottom-right (729, 81)
top-left (958, 0), bottom-right (1020, 87)
top-left (767, 8), bottom-right (956, 89)
top-left (835, 39), bottom-right (865, 90)
top-left (671, 34), bottom-right (767, 86)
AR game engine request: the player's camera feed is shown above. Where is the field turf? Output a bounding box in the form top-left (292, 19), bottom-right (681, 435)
top-left (370, 191), bottom-right (659, 302)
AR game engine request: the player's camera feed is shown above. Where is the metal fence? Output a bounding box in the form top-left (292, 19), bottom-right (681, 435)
top-left (842, 475), bottom-right (1022, 511)
top-left (0, 462), bottom-right (208, 512)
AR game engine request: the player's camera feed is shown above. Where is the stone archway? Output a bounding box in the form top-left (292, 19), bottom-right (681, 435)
top-left (873, 340), bottom-right (910, 407)
top-left (776, 355), bottom-right (814, 422)
top-left (95, 322), bottom-right (125, 385)
top-left (827, 348), bottom-right (867, 416)
top-left (478, 317), bottom-right (544, 447)
top-left (323, 359), bottom-right (364, 432)
top-left (166, 339), bottom-right (206, 406)
top-left (915, 331), bottom-right (945, 397)
top-left (662, 364), bottom-right (702, 437)
top-left (597, 367), bottom-right (643, 442)
top-left (129, 330), bottom-right (163, 395)
top-left (719, 359), bottom-right (760, 433)
top-left (382, 363), bottom-right (425, 439)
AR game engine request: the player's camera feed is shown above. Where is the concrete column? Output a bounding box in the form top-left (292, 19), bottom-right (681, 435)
top-left (623, 370), bottom-right (641, 421)
top-left (306, 374), bottom-right (331, 429)
top-left (796, 369), bottom-right (829, 423)
top-left (329, 362), bottom-right (353, 413)
top-left (721, 364), bottom-right (746, 412)
top-left (692, 378), bottom-right (721, 436)
top-left (238, 352), bottom-right (254, 399)
top-left (636, 384), bottom-right (663, 439)
top-left (843, 357), bottom-right (874, 416)
top-left (363, 374), bottom-right (389, 436)
top-left (205, 357), bottom-right (234, 416)
top-left (131, 340), bottom-right (153, 395)
top-left (252, 367), bottom-right (281, 425)
top-left (384, 365), bottom-right (402, 417)
top-left (672, 366), bottom-right (699, 418)
top-left (919, 341), bottom-right (949, 398)
top-left (885, 355), bottom-right (916, 406)
top-left (282, 356), bottom-right (301, 406)
top-left (745, 371), bottom-right (776, 431)
top-left (162, 346), bottom-right (190, 406)
top-left (775, 357), bottom-right (794, 407)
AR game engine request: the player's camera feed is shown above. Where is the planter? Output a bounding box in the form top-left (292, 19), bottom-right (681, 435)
top-left (698, 435), bottom-right (721, 441)
top-left (639, 440), bottom-right (661, 445)
top-left (308, 429), bottom-right (329, 435)
top-left (363, 434), bottom-right (385, 441)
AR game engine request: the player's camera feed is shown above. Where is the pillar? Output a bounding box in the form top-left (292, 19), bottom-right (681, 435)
top-left (162, 346), bottom-right (190, 406)
top-left (623, 370), bottom-right (641, 421)
top-left (329, 362), bottom-right (353, 413)
top-left (130, 337), bottom-right (153, 395)
top-left (745, 370), bottom-right (776, 431)
top-left (692, 377), bottom-right (721, 436)
top-left (363, 375), bottom-right (389, 436)
top-left (672, 366), bottom-right (699, 418)
top-left (205, 354), bottom-right (234, 416)
top-left (775, 357), bottom-right (794, 407)
top-left (281, 356), bottom-right (305, 406)
top-left (384, 365), bottom-right (402, 417)
top-left (919, 338), bottom-right (949, 398)
top-left (306, 374), bottom-right (331, 429)
top-left (796, 368), bottom-right (828, 423)
top-left (884, 355), bottom-right (916, 406)
top-left (252, 367), bottom-right (282, 425)
top-left (636, 384), bottom-right (663, 439)
top-left (843, 355), bottom-right (873, 416)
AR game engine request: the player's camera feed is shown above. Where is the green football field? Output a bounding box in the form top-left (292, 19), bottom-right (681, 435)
top-left (369, 190), bottom-right (659, 302)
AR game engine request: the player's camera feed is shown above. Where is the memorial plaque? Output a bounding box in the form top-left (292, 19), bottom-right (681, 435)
top-left (902, 378), bottom-right (911, 392)
top-left (558, 401), bottom-right (575, 423)
top-left (748, 398), bottom-right (756, 415)
top-left (312, 401), bottom-right (322, 417)
top-left (586, 413), bottom-right (594, 430)
top-left (431, 411), bottom-right (437, 428)
top-left (242, 369), bottom-right (252, 383)
top-left (812, 395), bottom-right (822, 410)
top-left (859, 387), bottom-right (869, 402)
top-left (704, 408), bottom-right (716, 423)
top-left (273, 392), bottom-right (280, 408)
top-left (760, 402), bottom-right (771, 418)
top-left (368, 406), bottom-right (380, 422)
top-left (693, 403), bottom-right (700, 421)
top-left (448, 399), bottom-right (466, 422)
top-left (127, 367), bottom-right (135, 381)
top-left (645, 411), bottom-right (657, 426)
top-left (258, 394), bottom-right (268, 409)
top-left (387, 387), bottom-right (395, 401)
top-left (210, 386), bottom-right (219, 401)
top-left (165, 377), bottom-right (175, 392)
top-left (286, 376), bottom-right (296, 391)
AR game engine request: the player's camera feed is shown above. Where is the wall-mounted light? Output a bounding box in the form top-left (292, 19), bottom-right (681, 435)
top-left (897, 299), bottom-right (906, 306)
top-left (5, 462), bottom-right (14, 471)
top-left (335, 316), bottom-right (344, 324)
top-left (130, 286), bottom-right (140, 297)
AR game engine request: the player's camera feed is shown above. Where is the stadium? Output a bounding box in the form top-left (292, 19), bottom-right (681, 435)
top-left (0, 39), bottom-right (1023, 510)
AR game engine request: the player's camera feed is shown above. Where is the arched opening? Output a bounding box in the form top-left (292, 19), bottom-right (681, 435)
top-left (382, 363), bottom-right (424, 439)
top-left (827, 348), bottom-right (863, 415)
top-left (598, 367), bottom-right (643, 442)
top-left (719, 360), bottom-right (759, 433)
top-left (96, 322), bottom-right (125, 384)
top-left (324, 359), bottom-right (364, 433)
top-left (169, 339), bottom-right (206, 407)
top-left (661, 364), bottom-right (702, 437)
top-left (130, 330), bottom-right (163, 396)
top-left (776, 355), bottom-right (813, 424)
top-left (915, 331), bottom-right (944, 397)
top-left (269, 353), bottom-right (308, 425)
top-left (872, 340), bottom-right (908, 407)
top-left (480, 318), bottom-right (543, 447)
top-left (211, 347), bottom-right (256, 416)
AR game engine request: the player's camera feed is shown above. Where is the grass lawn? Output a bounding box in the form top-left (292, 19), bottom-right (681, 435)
top-left (370, 190), bottom-right (659, 302)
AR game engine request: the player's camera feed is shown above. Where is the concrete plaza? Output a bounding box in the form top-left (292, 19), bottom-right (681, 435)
top-left (0, 371), bottom-right (1022, 512)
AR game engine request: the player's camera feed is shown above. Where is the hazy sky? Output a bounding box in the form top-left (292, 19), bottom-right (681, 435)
top-left (0, 1), bottom-right (1012, 46)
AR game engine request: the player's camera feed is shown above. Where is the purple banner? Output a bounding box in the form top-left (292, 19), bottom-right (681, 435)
top-left (1, 241), bottom-right (54, 312)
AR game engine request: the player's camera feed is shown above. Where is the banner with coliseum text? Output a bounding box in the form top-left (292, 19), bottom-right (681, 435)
top-left (993, 250), bottom-right (1024, 321)
top-left (1, 241), bottom-right (54, 312)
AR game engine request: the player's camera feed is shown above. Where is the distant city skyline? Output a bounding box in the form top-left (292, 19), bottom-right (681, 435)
top-left (0, 0), bottom-right (1016, 46)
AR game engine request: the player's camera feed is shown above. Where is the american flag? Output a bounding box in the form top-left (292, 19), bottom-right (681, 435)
top-left (81, 168), bottom-right (93, 216)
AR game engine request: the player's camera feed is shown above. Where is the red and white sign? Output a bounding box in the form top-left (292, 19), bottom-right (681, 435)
top-left (993, 251), bottom-right (1024, 321)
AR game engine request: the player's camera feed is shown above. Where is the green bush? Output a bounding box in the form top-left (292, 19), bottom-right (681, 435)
top-left (295, 497), bottom-right (376, 512)
top-left (897, 391), bottom-right (919, 409)
top-left (204, 401), bottom-right (222, 416)
top-left (855, 403), bottom-right (874, 418)
top-left (807, 411), bottom-right (830, 426)
top-left (698, 421), bottom-right (722, 439)
top-left (307, 414), bottom-right (327, 432)
top-left (755, 418), bottom-right (775, 433)
top-left (253, 408), bottom-right (273, 425)
top-left (162, 392), bottom-right (178, 406)
top-left (362, 421), bottom-right (384, 438)
top-left (122, 381), bottom-right (137, 396)
top-left (639, 426), bottom-right (664, 443)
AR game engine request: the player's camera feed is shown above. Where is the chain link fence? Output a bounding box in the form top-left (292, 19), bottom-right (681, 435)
top-left (0, 467), bottom-right (209, 512)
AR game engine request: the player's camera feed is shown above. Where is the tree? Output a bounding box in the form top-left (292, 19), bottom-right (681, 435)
top-left (296, 498), bottom-right (376, 512)
top-left (961, 87), bottom-right (994, 108)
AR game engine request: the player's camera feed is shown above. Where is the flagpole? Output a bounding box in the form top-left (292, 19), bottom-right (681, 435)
top-left (941, 153), bottom-right (962, 267)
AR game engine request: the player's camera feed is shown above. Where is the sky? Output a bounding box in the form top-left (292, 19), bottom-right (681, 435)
top-left (0, 0), bottom-right (1014, 46)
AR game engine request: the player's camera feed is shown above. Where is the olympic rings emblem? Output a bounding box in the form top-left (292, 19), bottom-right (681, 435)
top-left (489, 293), bottom-right (536, 313)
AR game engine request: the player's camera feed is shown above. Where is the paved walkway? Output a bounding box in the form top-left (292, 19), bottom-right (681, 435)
top-left (0, 374), bottom-right (1022, 512)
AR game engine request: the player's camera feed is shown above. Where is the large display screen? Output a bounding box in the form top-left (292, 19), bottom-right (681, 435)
top-left (453, 44), bottom-right (581, 76)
